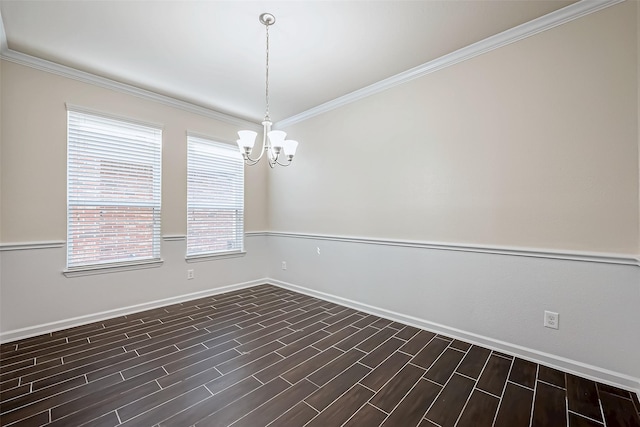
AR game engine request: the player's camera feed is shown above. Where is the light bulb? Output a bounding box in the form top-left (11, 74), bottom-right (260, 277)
top-left (283, 140), bottom-right (298, 157)
top-left (268, 130), bottom-right (287, 152)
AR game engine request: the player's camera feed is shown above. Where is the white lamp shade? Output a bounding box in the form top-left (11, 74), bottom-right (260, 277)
top-left (268, 130), bottom-right (287, 149)
top-left (283, 140), bottom-right (298, 156)
top-left (237, 130), bottom-right (257, 149)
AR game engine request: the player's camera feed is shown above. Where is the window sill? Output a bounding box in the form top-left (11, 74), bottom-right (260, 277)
top-left (186, 251), bottom-right (246, 263)
top-left (63, 259), bottom-right (164, 277)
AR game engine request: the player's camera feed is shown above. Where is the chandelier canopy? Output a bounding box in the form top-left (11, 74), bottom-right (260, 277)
top-left (237, 13), bottom-right (298, 168)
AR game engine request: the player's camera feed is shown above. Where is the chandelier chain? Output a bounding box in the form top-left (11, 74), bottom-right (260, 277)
top-left (265, 23), bottom-right (270, 122)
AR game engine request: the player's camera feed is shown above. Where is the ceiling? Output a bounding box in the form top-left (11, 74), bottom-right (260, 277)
top-left (0, 1), bottom-right (576, 124)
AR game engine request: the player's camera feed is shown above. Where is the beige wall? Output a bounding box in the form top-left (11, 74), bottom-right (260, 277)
top-left (0, 60), bottom-right (268, 242)
top-left (0, 55), bottom-right (3, 242)
top-left (271, 0), bottom-right (639, 255)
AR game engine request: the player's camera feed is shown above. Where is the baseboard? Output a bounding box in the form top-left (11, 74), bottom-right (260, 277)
top-left (0, 278), bottom-right (268, 343)
top-left (267, 278), bottom-right (640, 396)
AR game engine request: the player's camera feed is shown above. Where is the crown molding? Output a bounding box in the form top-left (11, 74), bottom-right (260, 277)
top-left (0, 49), bottom-right (261, 131)
top-left (276, 0), bottom-right (625, 128)
top-left (0, 10), bottom-right (7, 52)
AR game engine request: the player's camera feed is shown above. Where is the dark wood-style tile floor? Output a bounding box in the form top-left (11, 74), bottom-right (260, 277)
top-left (1, 284), bottom-right (639, 427)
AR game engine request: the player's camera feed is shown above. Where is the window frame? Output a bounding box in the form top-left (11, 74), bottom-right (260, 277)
top-left (64, 105), bottom-right (163, 277)
top-left (186, 133), bottom-right (245, 262)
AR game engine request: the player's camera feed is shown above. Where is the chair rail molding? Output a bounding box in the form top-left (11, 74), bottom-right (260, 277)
top-left (265, 232), bottom-right (640, 267)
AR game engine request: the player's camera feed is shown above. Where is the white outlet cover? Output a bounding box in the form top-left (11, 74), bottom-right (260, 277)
top-left (544, 311), bottom-right (559, 329)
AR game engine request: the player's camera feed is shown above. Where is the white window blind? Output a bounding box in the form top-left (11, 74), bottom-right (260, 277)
top-left (187, 135), bottom-right (244, 257)
top-left (67, 109), bottom-right (162, 269)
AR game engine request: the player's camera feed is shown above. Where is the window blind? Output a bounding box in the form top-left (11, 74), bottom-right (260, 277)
top-left (67, 109), bottom-right (162, 269)
top-left (187, 135), bottom-right (244, 256)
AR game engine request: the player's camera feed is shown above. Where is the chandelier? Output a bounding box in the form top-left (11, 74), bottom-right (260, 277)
top-left (237, 13), bottom-right (298, 167)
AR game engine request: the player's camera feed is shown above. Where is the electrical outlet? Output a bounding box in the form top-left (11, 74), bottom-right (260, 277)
top-left (281, 261), bottom-right (287, 270)
top-left (187, 269), bottom-right (194, 280)
top-left (317, 247), bottom-right (321, 255)
top-left (544, 311), bottom-right (559, 329)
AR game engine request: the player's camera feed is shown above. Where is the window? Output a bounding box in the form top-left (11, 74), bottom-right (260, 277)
top-left (187, 134), bottom-right (244, 258)
top-left (66, 108), bottom-right (162, 270)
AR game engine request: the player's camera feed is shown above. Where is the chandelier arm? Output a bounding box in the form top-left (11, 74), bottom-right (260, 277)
top-left (274, 157), bottom-right (292, 167)
top-left (242, 156), bottom-right (261, 166)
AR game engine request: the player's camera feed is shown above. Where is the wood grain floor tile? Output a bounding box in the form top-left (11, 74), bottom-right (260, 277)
top-left (305, 384), bottom-right (373, 427)
top-left (456, 345), bottom-right (491, 379)
top-left (360, 337), bottom-right (405, 369)
top-left (398, 330), bottom-right (436, 355)
top-left (307, 348), bottom-right (366, 387)
top-left (410, 337), bottom-right (449, 370)
top-left (425, 374), bottom-right (474, 427)
top-left (356, 327), bottom-right (397, 353)
top-left (531, 381), bottom-right (568, 427)
top-left (313, 326), bottom-right (358, 351)
top-left (509, 357), bottom-right (537, 389)
top-left (269, 401), bottom-right (318, 427)
top-left (476, 354), bottom-right (512, 397)
top-left (538, 365), bottom-right (566, 388)
top-left (567, 373), bottom-right (603, 422)
top-left (231, 379), bottom-right (317, 427)
top-left (568, 412), bottom-right (605, 427)
top-left (381, 379), bottom-right (441, 427)
top-left (255, 346), bottom-right (320, 383)
top-left (281, 347), bottom-right (343, 384)
top-left (360, 351), bottom-right (412, 392)
top-left (424, 348), bottom-right (465, 385)
top-left (305, 363), bottom-right (371, 411)
top-left (368, 361), bottom-right (426, 412)
top-left (118, 386), bottom-right (212, 426)
top-left (192, 377), bottom-right (290, 427)
top-left (158, 376), bottom-right (264, 426)
top-left (456, 389), bottom-right (500, 427)
top-left (343, 403), bottom-right (387, 427)
top-left (494, 382), bottom-right (534, 427)
top-left (2, 285), bottom-right (636, 427)
top-left (394, 325), bottom-right (420, 341)
top-left (599, 391), bottom-right (640, 427)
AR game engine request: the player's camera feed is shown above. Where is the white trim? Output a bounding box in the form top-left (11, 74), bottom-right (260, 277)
top-left (2, 234), bottom-right (637, 266)
top-left (268, 278), bottom-right (640, 395)
top-left (63, 259), bottom-right (164, 278)
top-left (162, 235), bottom-right (186, 241)
top-left (276, 0), bottom-right (625, 128)
top-left (0, 9), bottom-right (7, 52)
top-left (186, 251), bottom-right (246, 263)
top-left (266, 232), bottom-right (640, 267)
top-left (0, 50), bottom-right (261, 131)
top-left (245, 231), bottom-right (270, 238)
top-left (0, 279), bottom-right (267, 343)
top-left (0, 241), bottom-right (65, 251)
